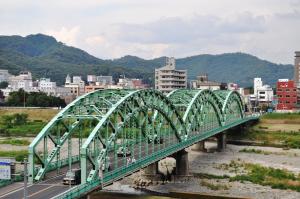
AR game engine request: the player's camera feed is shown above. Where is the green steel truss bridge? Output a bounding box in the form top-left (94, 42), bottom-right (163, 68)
top-left (27, 89), bottom-right (257, 198)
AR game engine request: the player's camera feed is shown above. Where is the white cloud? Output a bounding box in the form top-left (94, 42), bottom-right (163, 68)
top-left (45, 26), bottom-right (80, 46)
top-left (0, 0), bottom-right (300, 63)
top-left (85, 36), bottom-right (106, 46)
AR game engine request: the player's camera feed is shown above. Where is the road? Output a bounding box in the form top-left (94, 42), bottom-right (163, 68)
top-left (0, 174), bottom-right (71, 199)
top-left (0, 135), bottom-right (178, 199)
top-left (0, 162), bottom-right (81, 199)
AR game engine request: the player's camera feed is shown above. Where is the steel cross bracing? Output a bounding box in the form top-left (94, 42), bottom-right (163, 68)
top-left (28, 89), bottom-right (256, 197)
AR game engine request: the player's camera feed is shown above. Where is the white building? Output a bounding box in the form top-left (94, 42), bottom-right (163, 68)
top-left (96, 76), bottom-right (113, 85)
top-left (250, 78), bottom-right (273, 103)
top-left (38, 78), bottom-right (57, 95)
top-left (87, 75), bottom-right (97, 83)
top-left (8, 71), bottom-right (34, 92)
top-left (155, 57), bottom-right (187, 94)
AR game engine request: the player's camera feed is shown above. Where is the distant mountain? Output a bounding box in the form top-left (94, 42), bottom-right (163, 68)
top-left (0, 34), bottom-right (293, 87)
top-left (0, 34), bottom-right (150, 85)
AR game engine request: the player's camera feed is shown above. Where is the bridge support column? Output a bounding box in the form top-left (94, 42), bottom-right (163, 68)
top-left (217, 132), bottom-right (227, 152)
top-left (192, 141), bottom-right (206, 152)
top-left (172, 149), bottom-right (192, 182)
top-left (175, 149), bottom-right (189, 176)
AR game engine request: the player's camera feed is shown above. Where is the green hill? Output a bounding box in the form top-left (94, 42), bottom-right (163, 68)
top-left (0, 34), bottom-right (293, 87)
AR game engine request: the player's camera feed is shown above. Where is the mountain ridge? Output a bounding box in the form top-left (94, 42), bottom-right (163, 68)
top-left (0, 34), bottom-right (293, 87)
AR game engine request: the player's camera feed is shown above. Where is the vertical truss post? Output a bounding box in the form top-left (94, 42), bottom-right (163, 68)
top-left (28, 146), bottom-right (34, 184)
top-left (68, 133), bottom-right (72, 172)
top-left (80, 147), bottom-right (87, 184)
top-left (56, 124), bottom-right (60, 174)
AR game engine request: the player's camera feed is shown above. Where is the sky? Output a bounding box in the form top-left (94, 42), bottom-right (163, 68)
top-left (1, 0), bottom-right (300, 64)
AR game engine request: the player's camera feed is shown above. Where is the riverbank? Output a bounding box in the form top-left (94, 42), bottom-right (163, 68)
top-left (109, 142), bottom-right (300, 199)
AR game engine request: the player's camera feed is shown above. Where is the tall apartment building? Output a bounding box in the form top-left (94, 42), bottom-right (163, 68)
top-left (276, 79), bottom-right (298, 111)
top-left (295, 51), bottom-right (300, 88)
top-left (155, 57), bottom-right (187, 94)
top-left (294, 52), bottom-right (300, 106)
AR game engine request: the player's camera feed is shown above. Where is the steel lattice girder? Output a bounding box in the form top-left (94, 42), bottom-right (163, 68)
top-left (28, 89), bottom-right (246, 184)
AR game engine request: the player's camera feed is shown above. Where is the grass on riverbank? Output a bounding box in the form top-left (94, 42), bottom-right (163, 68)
top-left (204, 160), bottom-right (300, 192)
top-left (0, 121), bottom-right (47, 136)
top-left (228, 113), bottom-right (300, 148)
top-left (0, 150), bottom-right (28, 162)
top-left (230, 161), bottom-right (300, 192)
top-left (0, 138), bottom-right (30, 146)
top-left (0, 108), bottom-right (56, 136)
top-left (239, 148), bottom-right (298, 157)
top-left (261, 113), bottom-right (300, 121)
top-left (200, 180), bottom-right (230, 190)
top-left (0, 108), bottom-right (58, 122)
top-left (231, 130), bottom-right (300, 149)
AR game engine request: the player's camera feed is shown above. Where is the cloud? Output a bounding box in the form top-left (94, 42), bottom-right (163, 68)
top-left (45, 26), bottom-right (80, 46)
top-left (1, 0), bottom-right (300, 63)
top-left (111, 12), bottom-right (266, 45)
top-left (85, 36), bottom-right (106, 46)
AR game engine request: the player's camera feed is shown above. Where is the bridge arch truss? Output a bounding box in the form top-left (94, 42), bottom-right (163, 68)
top-left (28, 89), bottom-right (246, 186)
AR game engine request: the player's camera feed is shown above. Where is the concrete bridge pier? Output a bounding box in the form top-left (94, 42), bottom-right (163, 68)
top-left (142, 162), bottom-right (161, 181)
top-left (172, 149), bottom-right (192, 182)
top-left (217, 131), bottom-right (227, 152)
top-left (192, 141), bottom-right (206, 152)
top-left (175, 149), bottom-right (189, 176)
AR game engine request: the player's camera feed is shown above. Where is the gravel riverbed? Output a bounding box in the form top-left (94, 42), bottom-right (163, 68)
top-left (108, 142), bottom-right (300, 199)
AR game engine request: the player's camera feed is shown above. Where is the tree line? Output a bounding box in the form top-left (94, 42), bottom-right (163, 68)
top-left (3, 89), bottom-right (66, 107)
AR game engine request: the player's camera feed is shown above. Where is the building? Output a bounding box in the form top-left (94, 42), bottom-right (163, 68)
top-left (8, 71), bottom-right (34, 92)
top-left (117, 77), bottom-right (148, 89)
top-left (227, 83), bottom-right (239, 91)
top-left (0, 69), bottom-right (11, 82)
top-left (84, 85), bottom-right (105, 93)
top-left (155, 57), bottom-right (187, 94)
top-left (190, 74), bottom-right (221, 90)
top-left (38, 78), bottom-right (56, 95)
top-left (249, 78), bottom-right (273, 110)
top-left (64, 75), bottom-right (85, 96)
top-left (295, 51), bottom-right (300, 88)
top-left (96, 76), bottom-right (113, 85)
top-left (276, 79), bottom-right (298, 111)
top-left (87, 75), bottom-right (97, 84)
top-left (250, 78), bottom-right (273, 102)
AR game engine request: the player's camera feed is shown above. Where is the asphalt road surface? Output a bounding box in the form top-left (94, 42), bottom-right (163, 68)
top-left (0, 135), bottom-right (178, 199)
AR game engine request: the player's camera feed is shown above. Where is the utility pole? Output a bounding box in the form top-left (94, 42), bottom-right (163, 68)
top-left (23, 90), bottom-right (26, 108)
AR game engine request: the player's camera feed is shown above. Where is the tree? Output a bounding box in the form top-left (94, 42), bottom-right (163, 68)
top-left (2, 115), bottom-right (14, 128)
top-left (6, 89), bottom-right (66, 107)
top-left (14, 113), bottom-right (28, 125)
